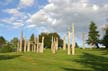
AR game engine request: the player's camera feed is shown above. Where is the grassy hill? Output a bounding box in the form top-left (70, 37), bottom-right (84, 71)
top-left (0, 48), bottom-right (108, 71)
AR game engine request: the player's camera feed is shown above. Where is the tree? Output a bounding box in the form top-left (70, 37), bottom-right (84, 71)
top-left (10, 37), bottom-right (19, 48)
top-left (101, 27), bottom-right (108, 48)
top-left (87, 21), bottom-right (100, 48)
top-left (0, 43), bottom-right (14, 53)
top-left (39, 32), bottom-right (63, 48)
top-left (75, 42), bottom-right (79, 48)
top-left (0, 36), bottom-right (6, 47)
top-left (30, 33), bottom-right (35, 41)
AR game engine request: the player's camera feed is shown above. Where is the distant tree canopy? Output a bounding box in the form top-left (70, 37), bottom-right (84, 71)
top-left (0, 43), bottom-right (14, 53)
top-left (101, 27), bottom-right (108, 48)
top-left (39, 32), bottom-right (63, 48)
top-left (0, 37), bottom-right (16, 53)
top-left (0, 36), bottom-right (6, 47)
top-left (10, 37), bottom-right (19, 48)
top-left (87, 21), bottom-right (100, 48)
top-left (75, 42), bottom-right (79, 48)
top-left (30, 33), bottom-right (35, 41)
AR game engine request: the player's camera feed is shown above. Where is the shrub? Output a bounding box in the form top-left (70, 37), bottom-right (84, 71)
top-left (0, 43), bottom-right (15, 53)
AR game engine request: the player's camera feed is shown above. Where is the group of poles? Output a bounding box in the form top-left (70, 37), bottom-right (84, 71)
top-left (17, 24), bottom-right (86, 55)
top-left (17, 31), bottom-right (45, 53)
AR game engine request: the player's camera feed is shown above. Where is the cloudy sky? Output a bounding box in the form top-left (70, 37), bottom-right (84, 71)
top-left (0, 0), bottom-right (108, 46)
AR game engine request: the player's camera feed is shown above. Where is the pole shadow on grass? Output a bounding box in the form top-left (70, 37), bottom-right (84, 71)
top-left (62, 52), bottom-right (108, 71)
top-left (93, 48), bottom-right (108, 55)
top-left (0, 55), bottom-right (22, 60)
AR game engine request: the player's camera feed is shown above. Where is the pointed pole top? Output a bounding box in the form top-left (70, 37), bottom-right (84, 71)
top-left (72, 23), bottom-right (74, 32)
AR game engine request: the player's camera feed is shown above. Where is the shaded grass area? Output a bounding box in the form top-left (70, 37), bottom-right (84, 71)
top-left (0, 48), bottom-right (108, 71)
top-left (0, 55), bottom-right (21, 60)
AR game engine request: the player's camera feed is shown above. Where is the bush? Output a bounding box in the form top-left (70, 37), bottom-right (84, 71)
top-left (0, 43), bottom-right (15, 53)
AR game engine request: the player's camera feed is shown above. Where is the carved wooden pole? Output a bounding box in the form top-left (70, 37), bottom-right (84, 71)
top-left (27, 41), bottom-right (30, 52)
top-left (19, 31), bottom-right (23, 52)
top-left (51, 36), bottom-right (54, 53)
top-left (63, 34), bottom-right (66, 50)
top-left (24, 39), bottom-right (26, 52)
top-left (68, 26), bottom-right (71, 55)
top-left (36, 38), bottom-right (39, 53)
top-left (32, 41), bottom-right (34, 52)
top-left (42, 36), bottom-right (44, 52)
top-left (53, 37), bottom-right (56, 54)
top-left (55, 37), bottom-right (58, 51)
top-left (72, 24), bottom-right (75, 55)
top-left (34, 36), bottom-right (36, 52)
top-left (40, 36), bottom-right (44, 53)
top-left (51, 36), bottom-right (56, 54)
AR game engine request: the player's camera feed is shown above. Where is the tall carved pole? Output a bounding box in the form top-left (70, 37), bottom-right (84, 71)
top-left (72, 24), bottom-right (75, 55)
top-left (36, 38), bottom-right (39, 53)
top-left (51, 36), bottom-right (56, 54)
top-left (19, 31), bottom-right (23, 52)
top-left (40, 36), bottom-right (44, 53)
top-left (32, 41), bottom-right (34, 52)
top-left (53, 37), bottom-right (56, 54)
top-left (51, 36), bottom-right (54, 53)
top-left (82, 32), bottom-right (85, 49)
top-left (63, 34), bottom-right (66, 50)
top-left (24, 38), bottom-right (26, 52)
top-left (34, 36), bottom-right (36, 52)
top-left (55, 37), bottom-right (58, 51)
top-left (27, 41), bottom-right (30, 52)
top-left (68, 25), bottom-right (71, 55)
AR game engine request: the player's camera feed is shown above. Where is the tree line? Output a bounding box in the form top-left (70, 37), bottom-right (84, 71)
top-left (0, 21), bottom-right (108, 52)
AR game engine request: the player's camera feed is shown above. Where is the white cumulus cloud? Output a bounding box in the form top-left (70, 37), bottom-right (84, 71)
top-left (19, 0), bottom-right (35, 8)
top-left (3, 8), bottom-right (21, 16)
top-left (26, 0), bottom-right (108, 45)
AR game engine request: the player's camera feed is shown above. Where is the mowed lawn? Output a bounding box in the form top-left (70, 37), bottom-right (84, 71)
top-left (0, 48), bottom-right (108, 71)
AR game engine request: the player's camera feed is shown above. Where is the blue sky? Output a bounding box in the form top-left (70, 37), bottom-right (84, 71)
top-left (0, 0), bottom-right (108, 46)
top-left (0, 0), bottom-right (48, 40)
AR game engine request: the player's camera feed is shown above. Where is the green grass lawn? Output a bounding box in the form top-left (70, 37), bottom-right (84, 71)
top-left (0, 48), bottom-right (108, 71)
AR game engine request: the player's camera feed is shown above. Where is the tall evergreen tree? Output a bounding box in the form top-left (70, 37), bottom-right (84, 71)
top-left (101, 27), bottom-right (108, 48)
top-left (75, 42), bottom-right (79, 48)
top-left (87, 21), bottom-right (100, 48)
